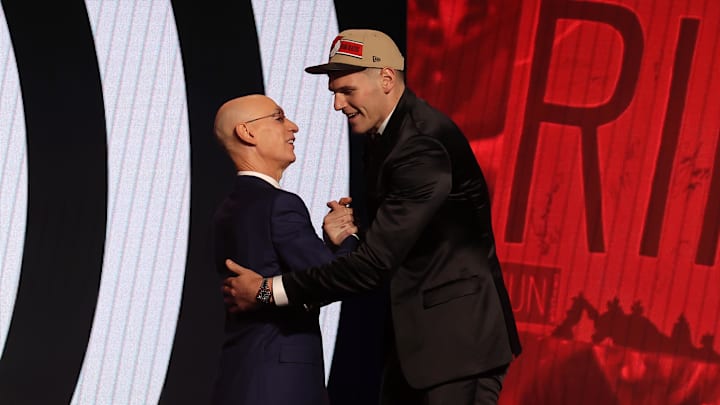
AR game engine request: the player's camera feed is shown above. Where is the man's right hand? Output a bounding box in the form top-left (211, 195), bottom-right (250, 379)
top-left (222, 259), bottom-right (266, 312)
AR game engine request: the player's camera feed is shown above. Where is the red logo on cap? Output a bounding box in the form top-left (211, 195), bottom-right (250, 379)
top-left (333, 39), bottom-right (363, 59)
top-left (329, 36), bottom-right (364, 59)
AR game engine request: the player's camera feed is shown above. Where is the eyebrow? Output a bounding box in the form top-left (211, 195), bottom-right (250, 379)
top-left (329, 85), bottom-right (355, 93)
top-left (268, 108), bottom-right (284, 117)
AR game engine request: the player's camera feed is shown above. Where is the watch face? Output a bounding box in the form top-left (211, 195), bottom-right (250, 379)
top-left (255, 279), bottom-right (272, 304)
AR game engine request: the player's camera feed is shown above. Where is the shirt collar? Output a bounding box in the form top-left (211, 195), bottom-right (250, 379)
top-left (237, 171), bottom-right (281, 189)
top-left (375, 103), bottom-right (398, 136)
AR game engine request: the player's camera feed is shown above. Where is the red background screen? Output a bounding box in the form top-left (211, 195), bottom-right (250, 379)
top-left (408, 0), bottom-right (720, 403)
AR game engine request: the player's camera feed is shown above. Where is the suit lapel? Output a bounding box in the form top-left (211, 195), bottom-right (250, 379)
top-left (364, 89), bottom-right (416, 216)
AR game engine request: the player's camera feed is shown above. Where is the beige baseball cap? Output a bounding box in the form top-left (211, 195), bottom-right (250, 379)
top-left (305, 29), bottom-right (405, 74)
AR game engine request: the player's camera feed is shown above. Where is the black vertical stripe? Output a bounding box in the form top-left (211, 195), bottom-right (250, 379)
top-left (327, 3), bottom-right (406, 405)
top-left (159, 1), bottom-right (265, 404)
top-left (0, 1), bottom-right (107, 403)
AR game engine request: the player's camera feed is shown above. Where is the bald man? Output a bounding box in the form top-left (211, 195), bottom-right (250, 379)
top-left (211, 95), bottom-right (358, 405)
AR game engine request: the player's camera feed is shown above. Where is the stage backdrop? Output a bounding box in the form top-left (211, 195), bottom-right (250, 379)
top-left (408, 0), bottom-right (720, 404)
top-left (0, 0), bottom-right (718, 404)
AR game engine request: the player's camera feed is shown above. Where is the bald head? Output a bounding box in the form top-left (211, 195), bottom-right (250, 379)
top-left (214, 94), bottom-right (271, 148)
top-left (214, 94), bottom-right (299, 180)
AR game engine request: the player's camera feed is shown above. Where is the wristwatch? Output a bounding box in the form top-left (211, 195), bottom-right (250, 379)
top-left (255, 278), bottom-right (273, 304)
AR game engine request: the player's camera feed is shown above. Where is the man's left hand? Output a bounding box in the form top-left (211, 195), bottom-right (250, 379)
top-left (222, 259), bottom-right (265, 312)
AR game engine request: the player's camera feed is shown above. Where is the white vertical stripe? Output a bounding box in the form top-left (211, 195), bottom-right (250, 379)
top-left (73, 1), bottom-right (190, 404)
top-left (0, 4), bottom-right (28, 356)
top-left (251, 0), bottom-right (346, 383)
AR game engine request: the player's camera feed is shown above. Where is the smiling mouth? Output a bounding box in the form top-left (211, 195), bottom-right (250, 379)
top-left (347, 112), bottom-right (358, 119)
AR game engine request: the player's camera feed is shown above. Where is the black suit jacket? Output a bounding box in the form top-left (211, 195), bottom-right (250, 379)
top-left (282, 89), bottom-right (521, 389)
top-left (212, 175), bottom-right (357, 405)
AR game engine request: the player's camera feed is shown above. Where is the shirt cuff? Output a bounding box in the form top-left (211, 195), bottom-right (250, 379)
top-left (272, 275), bottom-right (289, 306)
top-left (350, 233), bottom-right (359, 240)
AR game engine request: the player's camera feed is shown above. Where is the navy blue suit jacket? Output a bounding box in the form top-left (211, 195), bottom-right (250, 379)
top-left (211, 175), bottom-right (357, 405)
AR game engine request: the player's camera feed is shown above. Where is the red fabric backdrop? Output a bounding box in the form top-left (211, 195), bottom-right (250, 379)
top-left (408, 0), bottom-right (720, 403)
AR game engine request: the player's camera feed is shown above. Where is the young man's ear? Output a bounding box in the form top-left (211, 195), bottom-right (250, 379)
top-left (235, 123), bottom-right (256, 145)
top-left (380, 67), bottom-right (397, 94)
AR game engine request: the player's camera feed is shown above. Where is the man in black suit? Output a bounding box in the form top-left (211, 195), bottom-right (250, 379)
top-left (212, 94), bottom-right (358, 405)
top-left (222, 30), bottom-right (521, 404)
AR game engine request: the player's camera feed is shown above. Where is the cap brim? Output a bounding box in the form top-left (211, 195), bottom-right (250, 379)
top-left (304, 62), bottom-right (367, 74)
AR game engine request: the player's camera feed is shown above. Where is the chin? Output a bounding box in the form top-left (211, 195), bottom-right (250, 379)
top-left (350, 124), bottom-right (369, 135)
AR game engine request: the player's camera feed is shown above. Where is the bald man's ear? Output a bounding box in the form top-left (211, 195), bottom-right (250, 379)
top-left (234, 123), bottom-right (257, 145)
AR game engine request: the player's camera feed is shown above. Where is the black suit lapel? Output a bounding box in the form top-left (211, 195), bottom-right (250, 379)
top-left (363, 89), bottom-right (415, 218)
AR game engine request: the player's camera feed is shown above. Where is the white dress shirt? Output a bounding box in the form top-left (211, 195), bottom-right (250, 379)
top-left (235, 171), bottom-right (290, 305)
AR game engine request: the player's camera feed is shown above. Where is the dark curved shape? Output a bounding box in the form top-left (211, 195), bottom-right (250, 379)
top-left (159, 1), bottom-right (264, 404)
top-left (0, 1), bottom-right (108, 403)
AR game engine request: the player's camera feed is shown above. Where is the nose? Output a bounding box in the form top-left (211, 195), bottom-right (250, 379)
top-left (333, 93), bottom-right (346, 111)
top-left (286, 118), bottom-right (299, 132)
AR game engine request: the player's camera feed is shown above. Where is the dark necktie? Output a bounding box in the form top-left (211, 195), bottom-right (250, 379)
top-left (364, 132), bottom-right (385, 218)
